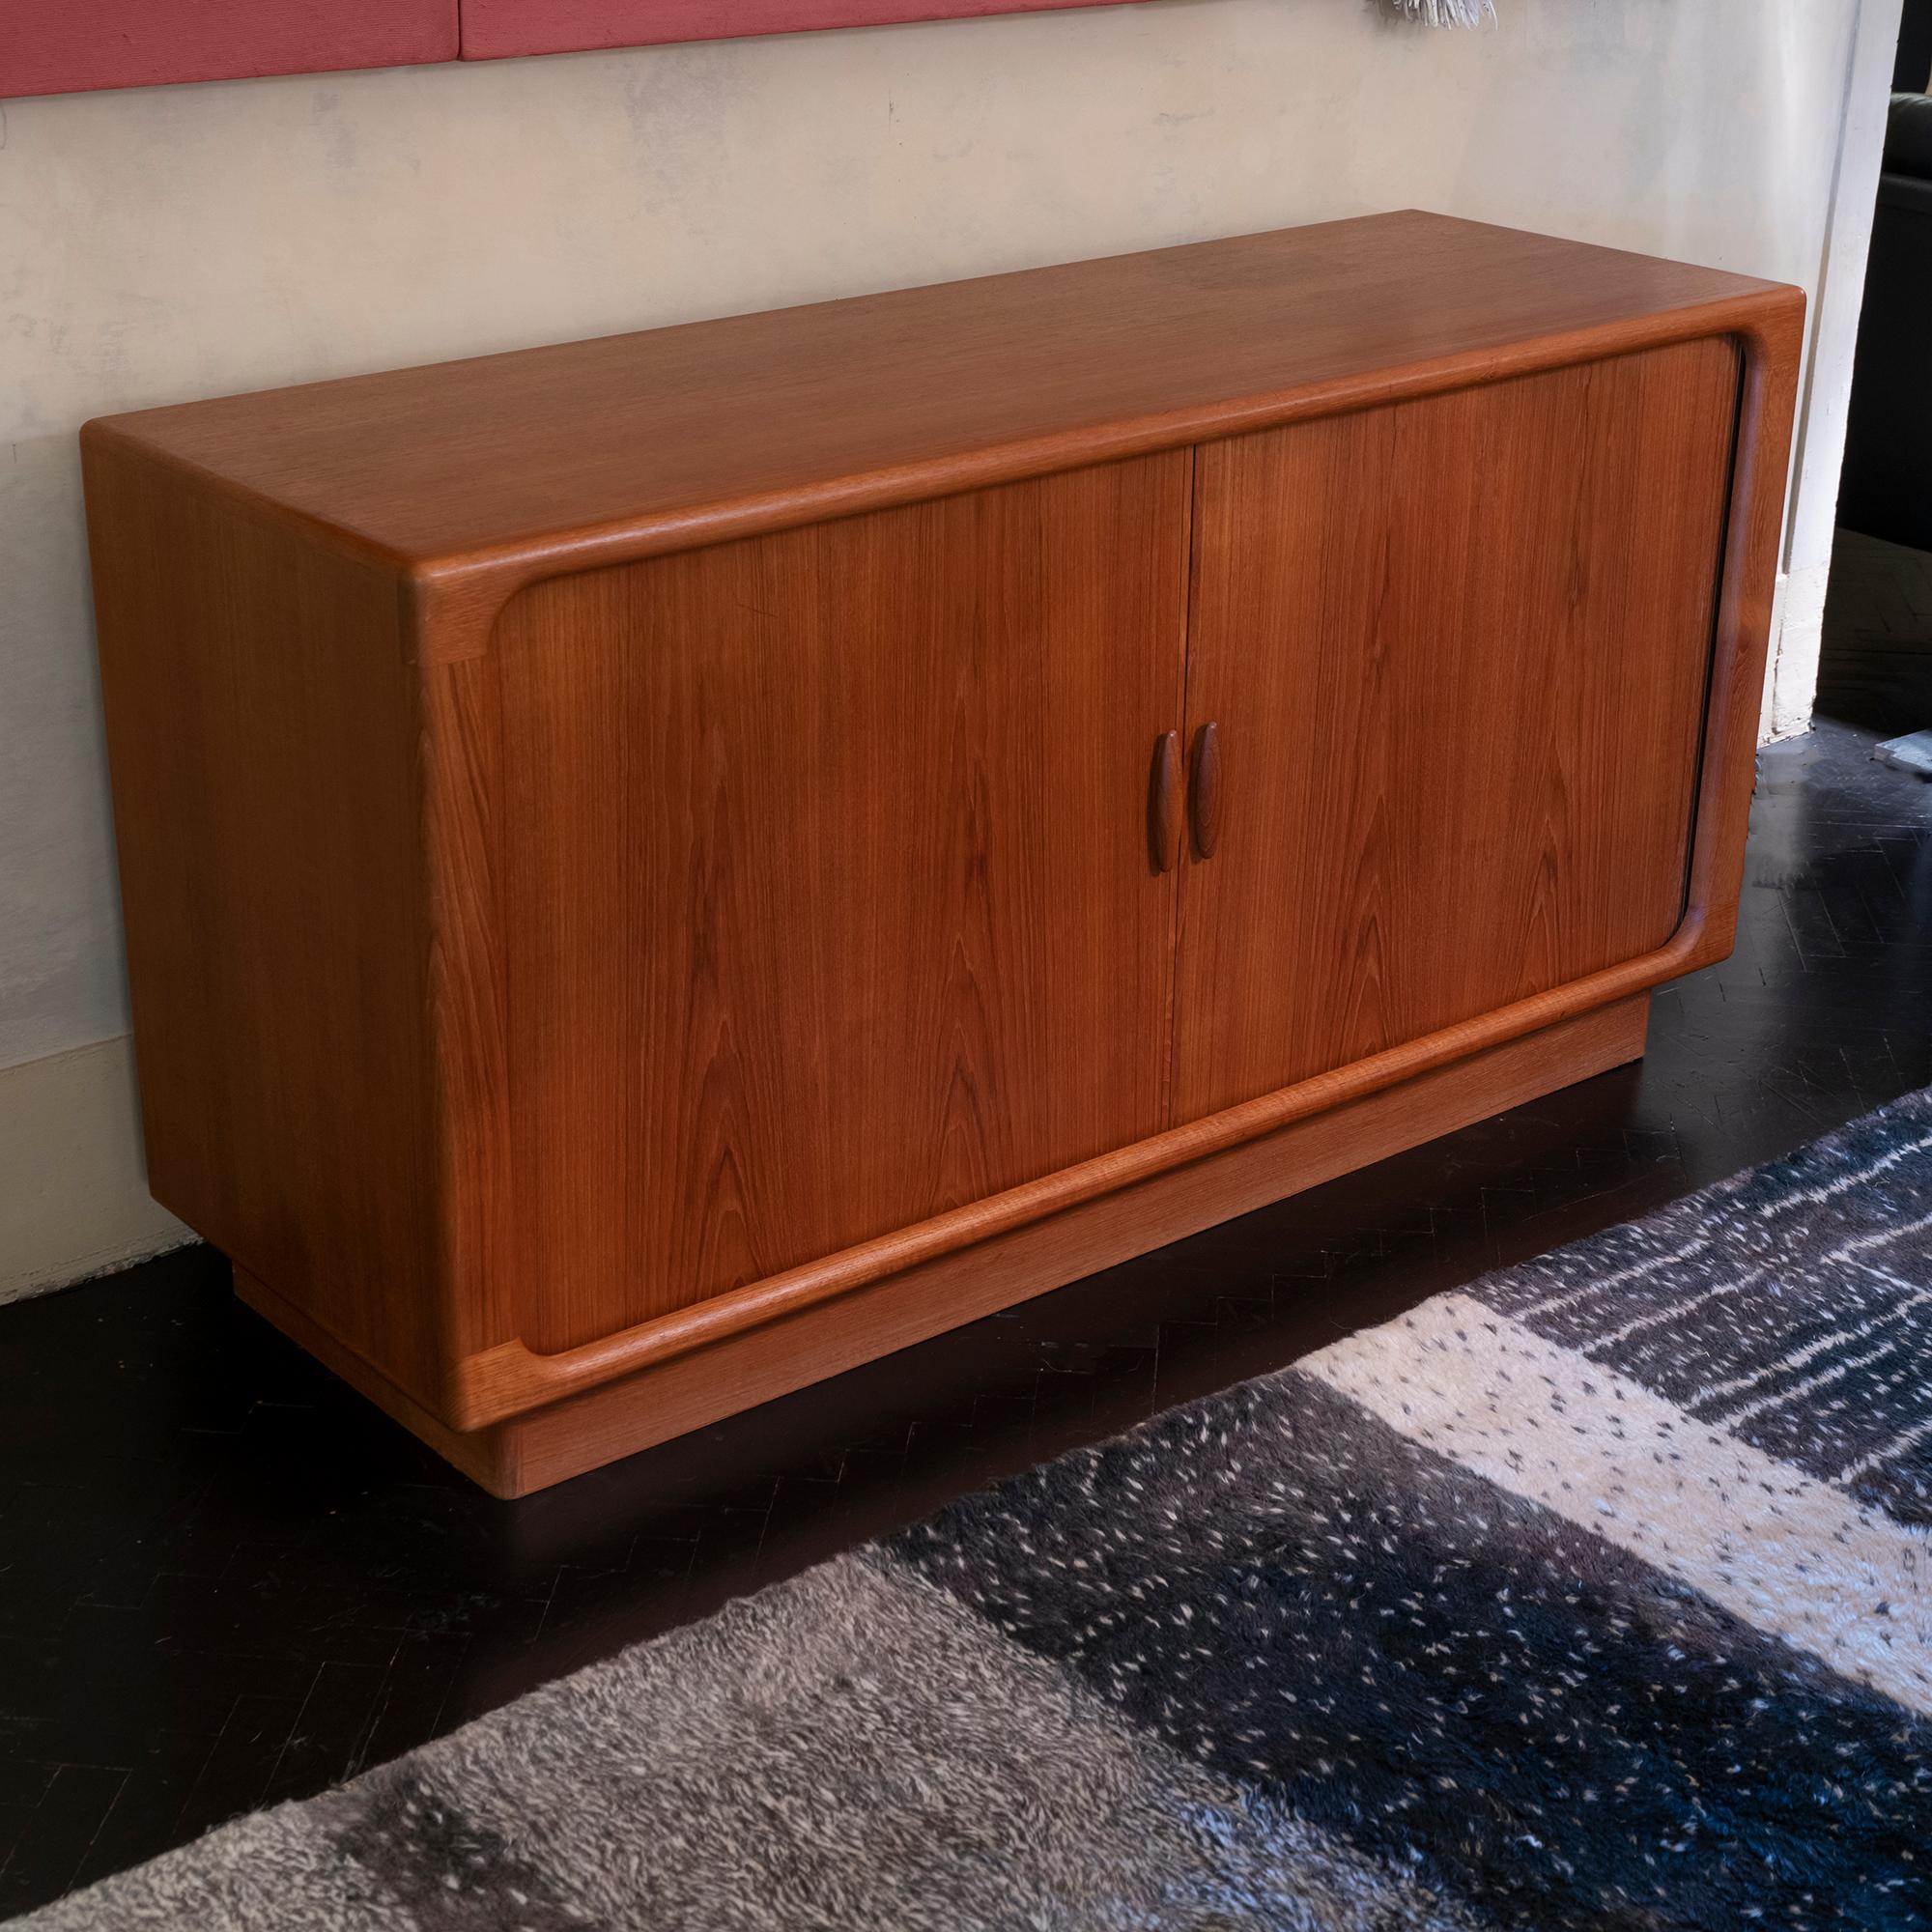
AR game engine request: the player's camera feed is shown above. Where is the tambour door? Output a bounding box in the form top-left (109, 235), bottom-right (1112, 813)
top-left (494, 454), bottom-right (1191, 1353)
top-left (1172, 339), bottom-right (1741, 1123)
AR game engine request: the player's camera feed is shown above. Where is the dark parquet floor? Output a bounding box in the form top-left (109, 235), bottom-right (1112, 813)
top-left (4, 714), bottom-right (1932, 1919)
top-left (1815, 526), bottom-right (1932, 734)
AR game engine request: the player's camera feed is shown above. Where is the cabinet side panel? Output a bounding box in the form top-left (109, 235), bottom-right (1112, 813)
top-left (491, 455), bottom-right (1190, 1350)
top-left (82, 436), bottom-right (443, 1399)
top-left (1175, 338), bottom-right (1740, 1121)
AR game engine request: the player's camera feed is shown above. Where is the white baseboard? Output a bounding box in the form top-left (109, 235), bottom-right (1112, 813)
top-left (0, 1034), bottom-right (193, 1304)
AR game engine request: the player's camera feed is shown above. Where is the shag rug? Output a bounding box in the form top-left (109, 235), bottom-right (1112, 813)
top-left (26, 1092), bottom-right (1932, 1930)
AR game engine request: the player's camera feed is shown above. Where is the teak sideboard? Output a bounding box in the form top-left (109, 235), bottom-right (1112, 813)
top-left (83, 213), bottom-right (1803, 1495)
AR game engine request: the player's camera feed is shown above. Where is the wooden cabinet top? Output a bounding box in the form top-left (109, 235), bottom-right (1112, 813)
top-left (84, 211), bottom-right (1797, 582)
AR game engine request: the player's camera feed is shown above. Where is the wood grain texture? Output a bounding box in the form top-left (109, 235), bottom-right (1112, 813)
top-left (80, 438), bottom-right (444, 1400)
top-left (2, 0), bottom-right (457, 99)
top-left (444, 312), bottom-right (1797, 1435)
top-left (1677, 315), bottom-right (1804, 977)
top-left (82, 218), bottom-right (1804, 1484)
top-left (1171, 340), bottom-right (1740, 1122)
top-left (85, 214), bottom-right (1793, 638)
top-left (487, 457), bottom-right (1190, 1352)
top-left (385, 997), bottom-right (1645, 1495)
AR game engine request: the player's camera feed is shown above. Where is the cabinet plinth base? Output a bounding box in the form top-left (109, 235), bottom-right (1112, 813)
top-left (235, 993), bottom-right (1649, 1498)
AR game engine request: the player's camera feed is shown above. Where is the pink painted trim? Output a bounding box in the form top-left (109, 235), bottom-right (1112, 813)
top-left (1, 0), bottom-right (1138, 100)
top-left (1, 0), bottom-right (458, 100)
top-left (460, 0), bottom-right (1140, 62)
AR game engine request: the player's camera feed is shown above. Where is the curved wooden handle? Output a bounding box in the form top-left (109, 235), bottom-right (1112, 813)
top-left (1149, 730), bottom-right (1181, 872)
top-left (1190, 721), bottom-right (1223, 859)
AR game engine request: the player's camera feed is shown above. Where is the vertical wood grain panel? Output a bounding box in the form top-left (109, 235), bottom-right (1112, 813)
top-left (81, 438), bottom-right (444, 1395)
top-left (421, 645), bottom-right (522, 1368)
top-left (495, 454), bottom-right (1189, 1350)
top-left (1173, 339), bottom-right (1740, 1122)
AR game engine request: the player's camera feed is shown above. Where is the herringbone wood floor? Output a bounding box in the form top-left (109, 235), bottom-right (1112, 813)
top-left (3, 716), bottom-right (1931, 1919)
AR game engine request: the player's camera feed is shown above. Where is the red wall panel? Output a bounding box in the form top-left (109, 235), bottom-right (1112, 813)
top-left (2, 0), bottom-right (1135, 101)
top-left (460, 0), bottom-right (1136, 62)
top-left (1, 0), bottom-right (459, 100)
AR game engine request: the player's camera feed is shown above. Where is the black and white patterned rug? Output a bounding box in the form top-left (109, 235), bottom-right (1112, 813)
top-left (31, 1090), bottom-right (1932, 1929)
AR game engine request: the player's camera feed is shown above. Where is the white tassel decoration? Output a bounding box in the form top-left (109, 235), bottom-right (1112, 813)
top-left (1391, 0), bottom-right (1497, 23)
